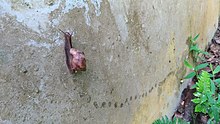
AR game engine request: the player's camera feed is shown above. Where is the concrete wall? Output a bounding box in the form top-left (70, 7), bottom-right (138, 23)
top-left (0, 0), bottom-right (219, 124)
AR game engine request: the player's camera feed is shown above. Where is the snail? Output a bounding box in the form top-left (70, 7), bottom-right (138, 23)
top-left (60, 29), bottom-right (86, 73)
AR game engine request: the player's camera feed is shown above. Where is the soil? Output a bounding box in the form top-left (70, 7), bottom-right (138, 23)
top-left (172, 21), bottom-right (220, 124)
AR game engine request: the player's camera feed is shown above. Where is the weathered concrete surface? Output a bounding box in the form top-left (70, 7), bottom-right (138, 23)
top-left (0, 0), bottom-right (219, 124)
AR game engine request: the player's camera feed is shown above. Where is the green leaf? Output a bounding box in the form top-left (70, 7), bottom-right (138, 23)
top-left (190, 45), bottom-right (199, 52)
top-left (201, 95), bottom-right (208, 103)
top-left (207, 94), bottom-right (215, 104)
top-left (184, 60), bottom-right (193, 69)
top-left (207, 119), bottom-right (215, 124)
top-left (209, 73), bottom-right (214, 78)
top-left (193, 92), bottom-right (202, 97)
top-left (161, 116), bottom-right (166, 123)
top-left (191, 84), bottom-right (197, 89)
top-left (210, 64), bottom-right (213, 72)
top-left (164, 116), bottom-right (169, 123)
top-left (200, 51), bottom-right (209, 55)
top-left (153, 116), bottom-right (189, 124)
top-left (192, 98), bottom-right (201, 104)
top-left (195, 104), bottom-right (203, 112)
top-left (196, 81), bottom-right (204, 92)
top-left (195, 63), bottom-right (209, 71)
top-left (213, 66), bottom-right (220, 74)
top-left (214, 79), bottom-right (220, 84)
top-left (184, 72), bottom-right (196, 79)
top-left (211, 80), bottom-right (216, 94)
top-left (193, 34), bottom-right (200, 41)
top-left (212, 106), bottom-right (219, 122)
top-left (218, 94), bottom-right (220, 103)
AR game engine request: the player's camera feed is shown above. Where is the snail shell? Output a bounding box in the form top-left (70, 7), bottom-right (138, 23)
top-left (60, 30), bottom-right (86, 73)
top-left (69, 48), bottom-right (86, 72)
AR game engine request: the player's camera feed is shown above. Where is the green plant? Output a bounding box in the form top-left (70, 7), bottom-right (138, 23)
top-left (191, 68), bottom-right (220, 123)
top-left (184, 34), bottom-right (209, 79)
top-left (188, 34), bottom-right (208, 64)
top-left (153, 116), bottom-right (189, 124)
top-left (184, 34), bottom-right (220, 123)
top-left (183, 59), bottom-right (208, 79)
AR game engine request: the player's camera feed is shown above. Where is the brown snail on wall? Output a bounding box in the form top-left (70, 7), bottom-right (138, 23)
top-left (59, 29), bottom-right (86, 73)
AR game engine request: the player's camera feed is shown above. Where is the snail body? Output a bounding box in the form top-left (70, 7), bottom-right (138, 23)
top-left (60, 30), bottom-right (86, 73)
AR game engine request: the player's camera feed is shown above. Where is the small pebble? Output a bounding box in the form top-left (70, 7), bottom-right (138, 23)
top-left (215, 39), bottom-right (220, 44)
top-left (20, 66), bottom-right (28, 73)
top-left (42, 54), bottom-right (48, 58)
top-left (91, 47), bottom-right (96, 51)
top-left (35, 88), bottom-right (40, 93)
top-left (34, 66), bottom-right (39, 71)
top-left (30, 49), bottom-right (35, 55)
top-left (0, 79), bottom-right (6, 83)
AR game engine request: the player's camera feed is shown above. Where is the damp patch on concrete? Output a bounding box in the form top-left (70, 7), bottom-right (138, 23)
top-left (0, 0), bottom-right (62, 33)
top-left (0, 0), bottom-right (102, 33)
top-left (108, 0), bottom-right (129, 42)
top-left (25, 39), bottom-right (63, 50)
top-left (0, 118), bottom-right (12, 124)
top-left (26, 40), bottom-right (53, 50)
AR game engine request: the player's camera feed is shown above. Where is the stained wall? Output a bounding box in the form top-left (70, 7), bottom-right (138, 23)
top-left (0, 0), bottom-right (219, 124)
